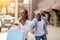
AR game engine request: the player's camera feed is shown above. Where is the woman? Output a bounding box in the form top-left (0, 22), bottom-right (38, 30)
top-left (11, 9), bottom-right (34, 40)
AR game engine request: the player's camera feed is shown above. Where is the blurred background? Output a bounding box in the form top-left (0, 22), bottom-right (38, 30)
top-left (0, 0), bottom-right (60, 40)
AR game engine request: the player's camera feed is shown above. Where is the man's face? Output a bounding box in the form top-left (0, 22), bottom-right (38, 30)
top-left (35, 13), bottom-right (41, 20)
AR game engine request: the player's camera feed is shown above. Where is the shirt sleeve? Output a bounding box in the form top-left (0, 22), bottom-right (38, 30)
top-left (44, 21), bottom-right (48, 34)
top-left (32, 18), bottom-right (37, 28)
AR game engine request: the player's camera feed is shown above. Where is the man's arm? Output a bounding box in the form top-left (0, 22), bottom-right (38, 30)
top-left (44, 21), bottom-right (48, 35)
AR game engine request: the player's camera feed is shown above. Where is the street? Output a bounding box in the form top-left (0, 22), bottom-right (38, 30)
top-left (47, 25), bottom-right (60, 40)
top-left (0, 25), bottom-right (60, 40)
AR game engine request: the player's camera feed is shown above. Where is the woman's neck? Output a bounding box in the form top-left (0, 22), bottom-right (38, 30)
top-left (20, 18), bottom-right (26, 25)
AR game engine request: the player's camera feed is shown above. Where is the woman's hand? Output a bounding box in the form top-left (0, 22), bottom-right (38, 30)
top-left (31, 26), bottom-right (35, 34)
top-left (14, 22), bottom-right (19, 26)
top-left (10, 22), bottom-right (20, 30)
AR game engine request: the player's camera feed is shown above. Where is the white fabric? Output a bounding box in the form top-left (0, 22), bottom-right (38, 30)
top-left (35, 19), bottom-right (45, 36)
top-left (28, 32), bottom-right (35, 40)
top-left (18, 20), bottom-right (33, 39)
top-left (0, 32), bottom-right (7, 40)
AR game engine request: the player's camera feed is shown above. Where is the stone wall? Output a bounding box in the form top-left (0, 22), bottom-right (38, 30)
top-left (37, 0), bottom-right (60, 27)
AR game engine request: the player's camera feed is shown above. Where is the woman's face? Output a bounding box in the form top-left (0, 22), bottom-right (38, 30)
top-left (35, 13), bottom-right (41, 20)
top-left (19, 10), bottom-right (26, 19)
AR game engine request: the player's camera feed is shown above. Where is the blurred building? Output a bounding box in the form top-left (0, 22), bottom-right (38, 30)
top-left (31, 0), bottom-right (60, 26)
top-left (0, 0), bottom-right (60, 27)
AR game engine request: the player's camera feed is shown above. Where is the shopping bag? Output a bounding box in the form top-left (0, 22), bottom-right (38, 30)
top-left (28, 32), bottom-right (35, 40)
top-left (7, 30), bottom-right (24, 40)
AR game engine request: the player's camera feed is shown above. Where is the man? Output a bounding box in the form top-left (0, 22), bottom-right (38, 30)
top-left (32, 11), bottom-right (48, 40)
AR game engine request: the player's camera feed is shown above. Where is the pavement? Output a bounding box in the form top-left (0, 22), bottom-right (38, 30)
top-left (47, 25), bottom-right (60, 40)
top-left (0, 25), bottom-right (60, 40)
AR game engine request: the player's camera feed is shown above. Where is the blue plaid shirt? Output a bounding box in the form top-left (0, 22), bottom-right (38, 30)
top-left (32, 17), bottom-right (48, 34)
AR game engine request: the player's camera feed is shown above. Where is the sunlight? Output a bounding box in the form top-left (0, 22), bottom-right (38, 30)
top-left (0, 0), bottom-right (9, 7)
top-left (23, 0), bottom-right (29, 4)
